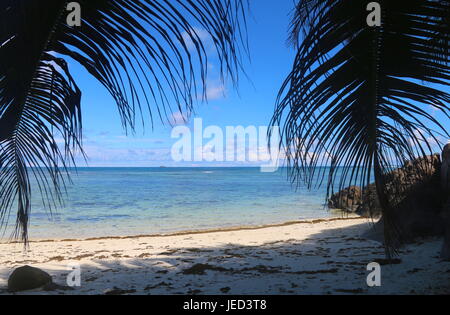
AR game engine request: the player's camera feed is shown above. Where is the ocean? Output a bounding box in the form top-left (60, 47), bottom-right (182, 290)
top-left (2, 167), bottom-right (346, 240)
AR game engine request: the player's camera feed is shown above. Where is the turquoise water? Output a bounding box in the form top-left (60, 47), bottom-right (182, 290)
top-left (2, 167), bottom-right (344, 240)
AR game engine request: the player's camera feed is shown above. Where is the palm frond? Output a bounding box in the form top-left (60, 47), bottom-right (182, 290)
top-left (272, 0), bottom-right (450, 256)
top-left (0, 0), bottom-right (247, 242)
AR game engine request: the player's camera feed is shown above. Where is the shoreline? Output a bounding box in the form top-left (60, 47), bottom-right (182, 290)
top-left (0, 215), bottom-right (362, 244)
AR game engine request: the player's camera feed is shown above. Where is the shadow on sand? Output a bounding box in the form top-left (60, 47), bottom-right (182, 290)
top-left (0, 222), bottom-right (449, 295)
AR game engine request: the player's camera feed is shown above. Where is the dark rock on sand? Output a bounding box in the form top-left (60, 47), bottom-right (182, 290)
top-left (327, 184), bottom-right (381, 218)
top-left (8, 266), bottom-right (52, 292)
top-left (355, 184), bottom-right (382, 218)
top-left (389, 153), bottom-right (446, 242)
top-left (337, 152), bottom-right (448, 244)
top-left (441, 143), bottom-right (450, 193)
top-left (440, 144), bottom-right (450, 260)
top-left (328, 186), bottom-right (362, 212)
top-left (441, 202), bottom-right (450, 261)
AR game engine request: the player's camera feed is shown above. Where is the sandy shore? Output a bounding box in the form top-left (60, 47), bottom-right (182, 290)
top-left (0, 217), bottom-right (449, 295)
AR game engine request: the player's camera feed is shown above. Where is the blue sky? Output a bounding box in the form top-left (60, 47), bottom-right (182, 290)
top-left (66, 1), bottom-right (449, 167)
top-left (67, 0), bottom-right (297, 167)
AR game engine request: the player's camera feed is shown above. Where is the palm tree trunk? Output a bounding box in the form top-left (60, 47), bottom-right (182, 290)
top-left (374, 153), bottom-right (400, 258)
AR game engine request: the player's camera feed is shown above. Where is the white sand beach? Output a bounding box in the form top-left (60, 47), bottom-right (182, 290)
top-left (0, 217), bottom-right (449, 295)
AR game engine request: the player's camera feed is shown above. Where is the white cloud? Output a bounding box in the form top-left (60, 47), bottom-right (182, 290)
top-left (74, 144), bottom-right (172, 167)
top-left (169, 111), bottom-right (189, 126)
top-left (205, 84), bottom-right (226, 101)
top-left (181, 27), bottom-right (212, 52)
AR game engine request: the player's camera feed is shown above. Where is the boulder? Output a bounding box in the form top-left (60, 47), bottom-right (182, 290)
top-left (441, 201), bottom-right (450, 260)
top-left (333, 154), bottom-right (441, 218)
top-left (381, 154), bottom-right (443, 242)
top-left (328, 186), bottom-right (362, 212)
top-left (390, 179), bottom-right (444, 241)
top-left (333, 153), bottom-right (446, 243)
top-left (441, 143), bottom-right (450, 193)
top-left (355, 184), bottom-right (381, 218)
top-left (440, 144), bottom-right (450, 260)
top-left (8, 266), bottom-right (52, 292)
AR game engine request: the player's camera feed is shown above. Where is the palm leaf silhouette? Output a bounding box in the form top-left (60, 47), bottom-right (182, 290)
top-left (0, 0), bottom-right (247, 242)
top-left (272, 0), bottom-right (450, 256)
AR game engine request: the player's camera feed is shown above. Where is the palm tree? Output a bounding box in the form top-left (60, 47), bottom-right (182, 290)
top-left (0, 0), bottom-right (247, 242)
top-left (271, 0), bottom-right (450, 256)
